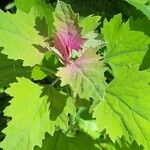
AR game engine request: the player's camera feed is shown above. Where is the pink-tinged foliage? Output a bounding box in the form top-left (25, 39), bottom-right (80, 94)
top-left (56, 48), bottom-right (106, 100)
top-left (52, 1), bottom-right (85, 64)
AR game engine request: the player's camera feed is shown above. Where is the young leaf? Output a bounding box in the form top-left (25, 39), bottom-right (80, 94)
top-left (53, 1), bottom-right (85, 62)
top-left (0, 10), bottom-right (47, 66)
top-left (0, 78), bottom-right (54, 150)
top-left (34, 131), bottom-right (100, 150)
top-left (103, 14), bottom-right (150, 76)
top-left (93, 66), bottom-right (150, 150)
top-left (56, 48), bottom-right (106, 101)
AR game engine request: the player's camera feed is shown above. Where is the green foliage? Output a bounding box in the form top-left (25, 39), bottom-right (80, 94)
top-left (102, 14), bottom-right (150, 76)
top-left (125, 0), bottom-right (150, 19)
top-left (79, 15), bottom-right (101, 35)
top-left (0, 9), bottom-right (47, 66)
top-left (31, 51), bottom-right (61, 80)
top-left (34, 131), bottom-right (100, 150)
top-left (93, 66), bottom-right (150, 149)
top-left (0, 51), bottom-right (31, 87)
top-left (15, 0), bottom-right (54, 36)
top-left (0, 0), bottom-right (150, 150)
top-left (0, 78), bottom-right (53, 150)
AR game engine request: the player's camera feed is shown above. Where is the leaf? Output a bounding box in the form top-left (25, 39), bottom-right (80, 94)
top-left (56, 48), bottom-right (106, 101)
top-left (0, 50), bottom-right (31, 87)
top-left (82, 31), bottom-right (105, 49)
top-left (129, 17), bottom-right (150, 37)
top-left (48, 87), bottom-right (76, 131)
top-left (15, 0), bottom-right (54, 36)
top-left (79, 15), bottom-right (101, 35)
top-left (129, 18), bottom-right (150, 70)
top-left (0, 78), bottom-right (54, 150)
top-left (77, 118), bottom-right (99, 139)
top-left (31, 51), bottom-right (61, 80)
top-left (53, 1), bottom-right (85, 62)
top-left (103, 14), bottom-right (150, 76)
top-left (93, 66), bottom-right (150, 150)
top-left (125, 0), bottom-right (150, 19)
top-left (34, 131), bottom-right (100, 150)
top-left (0, 10), bottom-right (46, 66)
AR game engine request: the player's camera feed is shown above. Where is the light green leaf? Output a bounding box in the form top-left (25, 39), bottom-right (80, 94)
top-left (15, 0), bottom-right (36, 12)
top-left (56, 48), bottom-right (106, 101)
top-left (0, 78), bottom-right (54, 150)
top-left (0, 77), bottom-right (76, 150)
top-left (0, 10), bottom-right (47, 66)
top-left (34, 131), bottom-right (100, 150)
top-left (93, 66), bottom-right (150, 150)
top-left (125, 0), bottom-right (150, 19)
top-left (80, 15), bottom-right (101, 35)
top-left (15, 0), bottom-right (54, 36)
top-left (103, 14), bottom-right (150, 76)
top-left (83, 31), bottom-right (105, 49)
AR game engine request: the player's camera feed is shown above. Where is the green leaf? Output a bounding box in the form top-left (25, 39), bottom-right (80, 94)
top-left (0, 77), bottom-right (76, 150)
top-left (32, 51), bottom-right (61, 80)
top-left (129, 18), bottom-right (150, 70)
top-left (93, 66), bottom-right (150, 150)
top-left (15, 0), bottom-right (54, 36)
top-left (103, 14), bottom-right (150, 76)
top-left (0, 10), bottom-right (47, 66)
top-left (48, 87), bottom-right (76, 131)
top-left (79, 15), bottom-right (101, 35)
top-left (15, 0), bottom-right (36, 12)
top-left (0, 78), bottom-right (54, 150)
top-left (125, 0), bottom-right (150, 19)
top-left (56, 48), bottom-right (106, 101)
top-left (77, 118), bottom-right (99, 139)
top-left (34, 131), bottom-right (100, 150)
top-left (82, 31), bottom-right (105, 49)
top-left (0, 50), bottom-right (31, 87)
top-left (129, 17), bottom-right (150, 37)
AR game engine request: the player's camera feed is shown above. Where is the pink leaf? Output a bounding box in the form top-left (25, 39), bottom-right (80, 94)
top-left (52, 1), bottom-right (86, 64)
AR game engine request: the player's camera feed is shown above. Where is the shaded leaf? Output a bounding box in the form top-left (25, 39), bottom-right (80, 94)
top-left (34, 131), bottom-right (100, 150)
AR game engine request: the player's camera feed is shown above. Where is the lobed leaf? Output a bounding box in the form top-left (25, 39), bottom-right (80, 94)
top-left (103, 14), bottom-right (150, 76)
top-left (93, 66), bottom-right (150, 150)
top-left (56, 47), bottom-right (106, 101)
top-left (0, 78), bottom-right (53, 150)
top-left (0, 10), bottom-right (47, 66)
top-left (15, 0), bottom-right (54, 36)
top-left (53, 1), bottom-right (85, 62)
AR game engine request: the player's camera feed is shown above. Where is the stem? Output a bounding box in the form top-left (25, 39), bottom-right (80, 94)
top-left (51, 78), bottom-right (60, 86)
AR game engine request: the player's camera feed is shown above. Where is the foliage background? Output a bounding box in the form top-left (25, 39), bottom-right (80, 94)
top-left (0, 0), bottom-right (150, 150)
